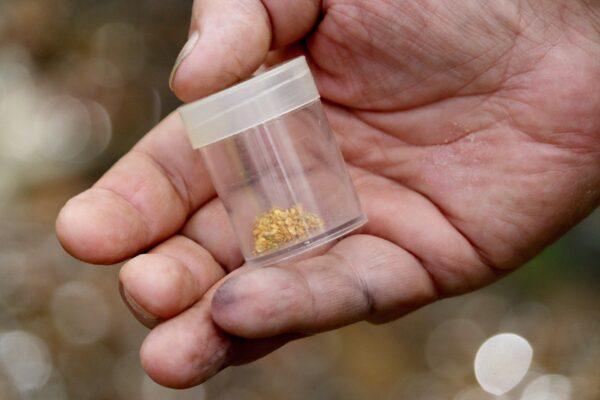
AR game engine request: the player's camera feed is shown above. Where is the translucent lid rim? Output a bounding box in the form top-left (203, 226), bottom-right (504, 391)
top-left (178, 56), bottom-right (320, 149)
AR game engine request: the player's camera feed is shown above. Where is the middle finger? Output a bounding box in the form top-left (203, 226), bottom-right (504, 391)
top-left (119, 235), bottom-right (226, 327)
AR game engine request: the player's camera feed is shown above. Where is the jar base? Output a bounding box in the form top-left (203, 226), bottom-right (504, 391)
top-left (247, 214), bottom-right (368, 267)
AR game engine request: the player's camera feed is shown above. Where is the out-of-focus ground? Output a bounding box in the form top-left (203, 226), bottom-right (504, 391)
top-left (0, 1), bottom-right (598, 399)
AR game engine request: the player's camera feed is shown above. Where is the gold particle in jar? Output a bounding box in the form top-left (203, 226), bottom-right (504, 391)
top-left (252, 204), bottom-right (325, 254)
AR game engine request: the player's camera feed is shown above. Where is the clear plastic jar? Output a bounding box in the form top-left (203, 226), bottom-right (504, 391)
top-left (179, 56), bottom-right (366, 267)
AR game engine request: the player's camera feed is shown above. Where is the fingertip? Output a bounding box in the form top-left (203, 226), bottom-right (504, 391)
top-left (140, 325), bottom-right (200, 389)
top-left (119, 281), bottom-right (161, 329)
top-left (56, 189), bottom-right (148, 265)
top-left (140, 306), bottom-right (230, 389)
top-left (120, 254), bottom-right (199, 319)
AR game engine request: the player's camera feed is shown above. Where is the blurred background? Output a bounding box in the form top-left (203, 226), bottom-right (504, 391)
top-left (0, 0), bottom-right (598, 399)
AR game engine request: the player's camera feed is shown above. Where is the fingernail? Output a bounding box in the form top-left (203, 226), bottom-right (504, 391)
top-left (169, 31), bottom-right (200, 91)
top-left (119, 282), bottom-right (161, 329)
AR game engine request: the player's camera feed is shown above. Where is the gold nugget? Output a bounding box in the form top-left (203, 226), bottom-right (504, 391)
top-left (253, 204), bottom-right (325, 254)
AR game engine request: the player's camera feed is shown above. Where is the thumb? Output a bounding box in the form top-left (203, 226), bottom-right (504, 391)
top-left (169, 0), bottom-right (321, 102)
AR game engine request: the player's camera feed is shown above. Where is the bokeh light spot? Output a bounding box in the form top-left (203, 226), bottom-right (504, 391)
top-left (474, 333), bottom-right (533, 395)
top-left (51, 281), bottom-right (111, 345)
top-left (0, 330), bottom-right (53, 393)
top-left (520, 374), bottom-right (572, 400)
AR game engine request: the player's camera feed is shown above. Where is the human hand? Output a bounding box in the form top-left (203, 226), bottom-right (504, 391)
top-left (56, 0), bottom-right (600, 388)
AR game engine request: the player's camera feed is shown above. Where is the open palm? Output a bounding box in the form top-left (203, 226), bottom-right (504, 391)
top-left (57, 0), bottom-right (600, 388)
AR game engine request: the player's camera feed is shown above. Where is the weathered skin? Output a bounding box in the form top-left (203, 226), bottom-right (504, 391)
top-left (56, 0), bottom-right (600, 388)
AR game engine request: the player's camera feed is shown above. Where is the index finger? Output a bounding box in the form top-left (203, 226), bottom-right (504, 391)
top-left (56, 113), bottom-right (215, 264)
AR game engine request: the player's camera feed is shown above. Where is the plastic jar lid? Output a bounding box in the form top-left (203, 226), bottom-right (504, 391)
top-left (178, 56), bottom-right (320, 149)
